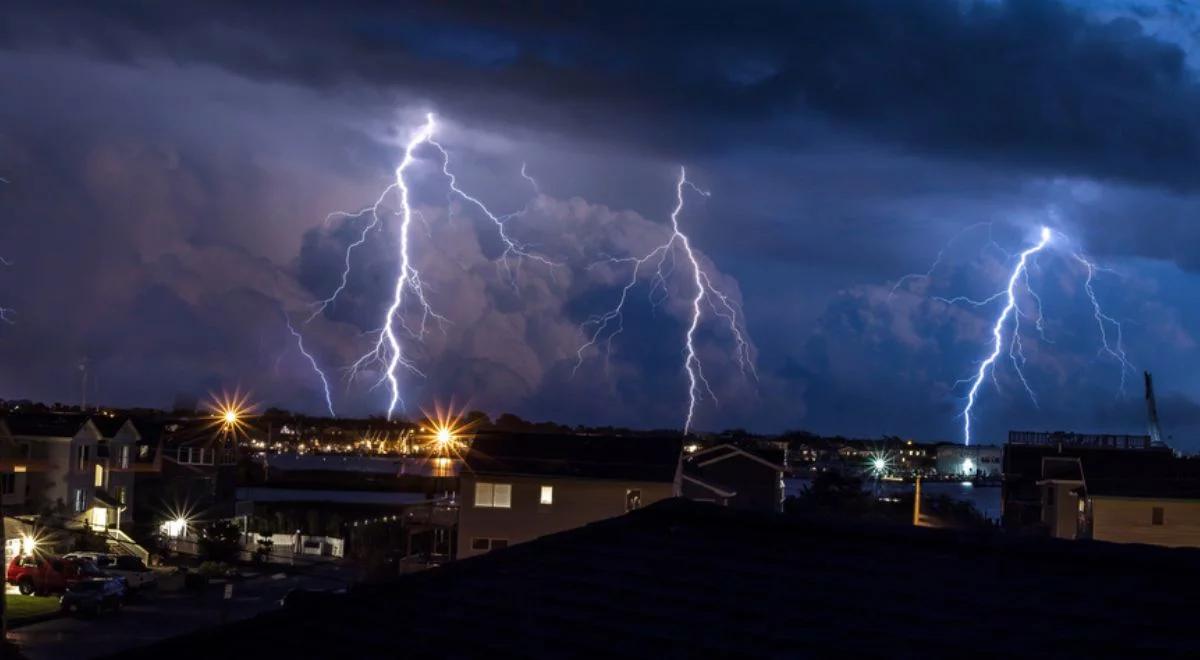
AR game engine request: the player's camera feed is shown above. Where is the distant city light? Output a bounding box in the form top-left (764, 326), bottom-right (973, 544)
top-left (962, 458), bottom-right (975, 474)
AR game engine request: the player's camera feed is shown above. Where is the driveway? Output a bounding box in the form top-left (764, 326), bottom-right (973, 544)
top-left (9, 563), bottom-right (355, 659)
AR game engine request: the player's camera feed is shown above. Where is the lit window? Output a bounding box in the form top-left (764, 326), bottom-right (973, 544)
top-left (94, 464), bottom-right (104, 488)
top-left (474, 482), bottom-right (512, 508)
top-left (119, 445), bottom-right (130, 469)
top-left (73, 489), bottom-right (87, 513)
top-left (540, 485), bottom-right (554, 505)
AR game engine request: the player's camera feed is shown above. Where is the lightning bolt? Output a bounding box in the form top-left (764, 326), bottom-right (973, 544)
top-left (574, 166), bottom-right (754, 435)
top-left (285, 314), bottom-right (335, 417)
top-left (954, 226), bottom-right (1052, 445)
top-left (900, 225), bottom-right (1134, 445)
top-left (1074, 252), bottom-right (1133, 394)
top-left (293, 113), bottom-right (552, 420)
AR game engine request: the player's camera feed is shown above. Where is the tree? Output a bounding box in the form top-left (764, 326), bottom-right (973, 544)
top-left (197, 520), bottom-right (241, 562)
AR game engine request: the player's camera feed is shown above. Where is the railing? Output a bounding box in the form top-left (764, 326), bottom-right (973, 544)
top-left (1007, 431), bottom-right (1153, 450)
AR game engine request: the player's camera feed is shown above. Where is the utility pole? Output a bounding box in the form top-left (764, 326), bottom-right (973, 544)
top-left (912, 475), bottom-right (922, 527)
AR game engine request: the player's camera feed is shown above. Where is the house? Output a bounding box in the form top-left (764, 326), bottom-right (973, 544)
top-left (0, 413), bottom-right (104, 523)
top-left (1006, 431), bottom-right (1200, 547)
top-left (1080, 479), bottom-right (1200, 547)
top-left (92, 416), bottom-right (140, 532)
top-left (122, 499), bottom-right (1200, 658)
top-left (130, 418), bottom-right (241, 538)
top-left (456, 433), bottom-right (682, 559)
top-left (0, 413), bottom-right (142, 531)
top-left (681, 443), bottom-right (786, 511)
top-left (1001, 431), bottom-right (1173, 531)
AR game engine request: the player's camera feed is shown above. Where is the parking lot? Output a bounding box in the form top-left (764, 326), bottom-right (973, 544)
top-left (9, 563), bottom-right (354, 659)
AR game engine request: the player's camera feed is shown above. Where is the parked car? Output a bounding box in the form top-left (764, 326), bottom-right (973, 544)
top-left (6, 555), bottom-right (103, 595)
top-left (59, 577), bottom-right (126, 615)
top-left (63, 552), bottom-right (158, 591)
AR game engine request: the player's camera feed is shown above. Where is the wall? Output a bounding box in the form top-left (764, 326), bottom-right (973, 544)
top-left (694, 456), bottom-right (783, 512)
top-left (457, 474), bottom-right (676, 559)
top-left (1091, 496), bottom-right (1200, 548)
top-left (1040, 482), bottom-right (1081, 539)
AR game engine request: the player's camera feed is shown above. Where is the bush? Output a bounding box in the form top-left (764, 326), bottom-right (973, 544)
top-left (197, 520), bottom-right (241, 563)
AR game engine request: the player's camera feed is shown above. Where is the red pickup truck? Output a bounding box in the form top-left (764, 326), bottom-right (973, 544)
top-left (6, 555), bottom-right (102, 595)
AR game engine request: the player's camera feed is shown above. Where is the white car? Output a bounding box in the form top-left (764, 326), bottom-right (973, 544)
top-left (63, 553), bottom-right (158, 591)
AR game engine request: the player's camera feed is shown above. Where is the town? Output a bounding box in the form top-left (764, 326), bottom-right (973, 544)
top-left (3, 369), bottom-right (1198, 656)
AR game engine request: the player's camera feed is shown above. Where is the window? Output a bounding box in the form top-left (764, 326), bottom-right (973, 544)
top-left (626, 489), bottom-right (642, 512)
top-left (178, 447), bottom-right (214, 465)
top-left (138, 445), bottom-right (150, 460)
top-left (73, 488), bottom-right (87, 513)
top-left (1152, 507), bottom-right (1165, 526)
top-left (76, 444), bottom-right (90, 471)
top-left (470, 538), bottom-right (509, 552)
top-left (0, 473), bottom-right (15, 495)
top-left (539, 485), bottom-right (554, 505)
top-left (119, 445), bottom-right (130, 469)
top-left (474, 482), bottom-right (512, 508)
top-left (94, 464), bottom-right (104, 488)
top-left (116, 486), bottom-right (127, 506)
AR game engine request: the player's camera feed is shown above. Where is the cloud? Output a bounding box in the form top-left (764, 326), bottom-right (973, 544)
top-left (5, 1), bottom-right (1200, 188)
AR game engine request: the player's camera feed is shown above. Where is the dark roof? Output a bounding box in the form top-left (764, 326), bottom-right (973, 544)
top-left (0, 413), bottom-right (89, 438)
top-left (123, 499), bottom-right (1200, 658)
top-left (1005, 443), bottom-right (1175, 481)
top-left (689, 443), bottom-right (786, 471)
top-left (464, 433), bottom-right (682, 483)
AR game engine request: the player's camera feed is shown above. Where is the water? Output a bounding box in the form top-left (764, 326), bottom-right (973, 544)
top-left (785, 478), bottom-right (1002, 521)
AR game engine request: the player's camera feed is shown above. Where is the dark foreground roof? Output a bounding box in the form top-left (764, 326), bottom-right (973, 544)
top-left (122, 499), bottom-right (1200, 659)
top-left (464, 432), bottom-right (682, 482)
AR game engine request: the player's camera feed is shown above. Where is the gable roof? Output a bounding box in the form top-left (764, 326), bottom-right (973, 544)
top-left (464, 433), bottom-right (682, 483)
top-left (691, 443), bottom-right (785, 472)
top-left (681, 473), bottom-right (737, 498)
top-left (124, 498), bottom-right (1200, 658)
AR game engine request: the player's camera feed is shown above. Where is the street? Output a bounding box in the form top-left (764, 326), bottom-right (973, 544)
top-left (9, 564), bottom-right (354, 659)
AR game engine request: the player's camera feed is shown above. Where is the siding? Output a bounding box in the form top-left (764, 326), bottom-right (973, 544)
top-left (1091, 496), bottom-right (1200, 548)
top-left (457, 474), bottom-right (675, 559)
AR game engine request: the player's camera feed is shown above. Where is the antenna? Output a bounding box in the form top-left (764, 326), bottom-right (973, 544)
top-left (78, 358), bottom-right (89, 410)
top-left (1144, 371), bottom-right (1164, 446)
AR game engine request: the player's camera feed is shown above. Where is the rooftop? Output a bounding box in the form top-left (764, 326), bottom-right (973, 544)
top-left (125, 499), bottom-right (1200, 658)
top-left (463, 432), bottom-right (682, 483)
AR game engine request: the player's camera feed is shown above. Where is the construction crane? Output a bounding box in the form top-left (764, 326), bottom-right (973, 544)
top-left (1144, 371), bottom-right (1164, 446)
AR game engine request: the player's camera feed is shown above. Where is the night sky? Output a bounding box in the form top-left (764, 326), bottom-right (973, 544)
top-left (4, 1), bottom-right (1200, 448)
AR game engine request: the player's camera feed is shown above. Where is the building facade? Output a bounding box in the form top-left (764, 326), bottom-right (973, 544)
top-left (936, 444), bottom-right (1002, 478)
top-left (456, 434), bottom-right (682, 560)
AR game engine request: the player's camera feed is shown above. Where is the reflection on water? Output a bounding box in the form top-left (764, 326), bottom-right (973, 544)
top-left (785, 478), bottom-right (1002, 521)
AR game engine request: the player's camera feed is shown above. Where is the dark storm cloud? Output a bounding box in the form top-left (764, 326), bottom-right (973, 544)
top-left (3, 1), bottom-right (1200, 447)
top-left (5, 0), bottom-right (1200, 187)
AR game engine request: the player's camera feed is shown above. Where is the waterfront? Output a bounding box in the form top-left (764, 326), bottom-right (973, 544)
top-left (786, 478), bottom-right (1003, 521)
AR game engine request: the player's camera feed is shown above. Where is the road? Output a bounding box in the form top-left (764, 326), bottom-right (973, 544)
top-left (9, 563), bottom-right (355, 659)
